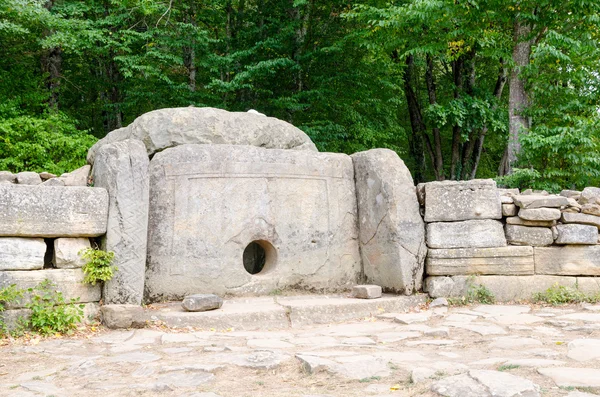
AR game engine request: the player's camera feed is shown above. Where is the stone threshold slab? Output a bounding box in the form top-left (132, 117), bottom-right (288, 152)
top-left (426, 246), bottom-right (534, 276)
top-left (145, 294), bottom-right (427, 330)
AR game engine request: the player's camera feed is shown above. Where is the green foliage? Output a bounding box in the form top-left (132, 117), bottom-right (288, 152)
top-left (26, 279), bottom-right (83, 335)
top-left (533, 283), bottom-right (600, 305)
top-left (498, 364), bottom-right (520, 372)
top-left (449, 278), bottom-right (495, 305)
top-left (0, 284), bottom-right (24, 336)
top-left (80, 248), bottom-right (117, 286)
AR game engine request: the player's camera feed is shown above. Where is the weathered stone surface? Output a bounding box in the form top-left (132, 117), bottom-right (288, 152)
top-left (567, 339), bottom-right (600, 361)
top-left (505, 225), bottom-right (553, 247)
top-left (0, 269), bottom-right (101, 309)
top-left (426, 220), bottom-right (506, 249)
top-left (182, 294), bottom-right (223, 312)
top-left (416, 183), bottom-right (426, 206)
top-left (0, 237), bottom-right (46, 270)
top-left (0, 185), bottom-right (108, 237)
top-left (425, 275), bottom-right (600, 301)
top-left (59, 165), bottom-right (91, 186)
top-left (502, 204), bottom-right (518, 216)
top-left (501, 196), bottom-right (514, 204)
top-left (88, 107), bottom-right (317, 163)
top-left (426, 246), bottom-right (534, 276)
top-left (555, 224), bottom-right (598, 245)
top-left (561, 212), bottom-right (600, 229)
top-left (513, 195), bottom-right (569, 209)
top-left (0, 171), bottom-right (15, 183)
top-left (39, 172), bottom-right (56, 180)
top-left (518, 208), bottom-right (561, 221)
top-left (101, 304), bottom-right (145, 329)
top-left (581, 203), bottom-right (600, 216)
top-left (560, 190), bottom-right (581, 198)
top-left (498, 188), bottom-right (520, 196)
top-left (351, 285), bottom-right (382, 299)
top-left (505, 217), bottom-right (555, 227)
top-left (538, 367), bottom-right (600, 387)
top-left (578, 187), bottom-right (600, 204)
top-left (93, 139), bottom-right (149, 305)
top-left (431, 371), bottom-right (539, 397)
top-left (15, 171), bottom-right (42, 185)
top-left (42, 177), bottom-right (64, 186)
top-left (54, 238), bottom-right (90, 269)
top-left (423, 179), bottom-right (501, 222)
top-left (145, 144), bottom-right (361, 300)
top-left (431, 373), bottom-right (489, 397)
top-left (535, 246), bottom-right (600, 275)
top-left (352, 149), bottom-right (426, 294)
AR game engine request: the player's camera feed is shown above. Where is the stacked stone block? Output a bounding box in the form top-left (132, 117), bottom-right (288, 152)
top-left (422, 181), bottom-right (600, 301)
top-left (0, 173), bottom-right (108, 327)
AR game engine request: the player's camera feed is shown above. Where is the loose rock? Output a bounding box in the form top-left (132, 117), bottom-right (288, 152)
top-left (182, 294), bottom-right (224, 312)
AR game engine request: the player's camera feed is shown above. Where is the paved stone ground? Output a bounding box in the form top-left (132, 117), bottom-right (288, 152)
top-left (2, 302), bottom-right (600, 397)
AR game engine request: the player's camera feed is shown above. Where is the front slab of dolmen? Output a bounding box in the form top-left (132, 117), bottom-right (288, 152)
top-left (145, 144), bottom-right (361, 300)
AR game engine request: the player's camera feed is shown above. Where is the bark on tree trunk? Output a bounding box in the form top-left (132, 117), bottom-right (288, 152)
top-left (450, 58), bottom-right (464, 180)
top-left (507, 20), bottom-right (533, 174)
top-left (425, 55), bottom-right (444, 180)
top-left (41, 0), bottom-right (61, 110)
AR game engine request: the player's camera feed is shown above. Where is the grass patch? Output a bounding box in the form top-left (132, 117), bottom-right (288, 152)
top-left (359, 376), bottom-right (381, 383)
top-left (448, 278), bottom-right (495, 306)
top-left (533, 283), bottom-right (600, 305)
top-left (498, 364), bottom-right (520, 371)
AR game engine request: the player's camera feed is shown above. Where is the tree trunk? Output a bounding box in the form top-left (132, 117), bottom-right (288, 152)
top-left (184, 0), bottom-right (197, 92)
top-left (425, 55), bottom-right (444, 180)
top-left (507, 20), bottom-right (533, 173)
top-left (41, 0), bottom-right (61, 110)
top-left (450, 58), bottom-right (464, 180)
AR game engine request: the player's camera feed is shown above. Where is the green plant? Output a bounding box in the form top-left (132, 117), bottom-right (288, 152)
top-left (533, 283), bottom-right (600, 305)
top-left (80, 248), bottom-right (117, 286)
top-left (0, 284), bottom-right (24, 336)
top-left (498, 364), bottom-right (520, 372)
top-left (448, 278), bottom-right (495, 306)
top-left (359, 376), bottom-right (381, 383)
top-left (26, 279), bottom-right (83, 335)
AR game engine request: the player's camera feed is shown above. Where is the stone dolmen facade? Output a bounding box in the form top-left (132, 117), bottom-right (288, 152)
top-left (1, 107), bottom-right (600, 323)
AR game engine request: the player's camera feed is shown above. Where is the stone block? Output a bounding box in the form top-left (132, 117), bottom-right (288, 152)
top-left (0, 185), bottom-right (108, 237)
top-left (16, 171), bottom-right (41, 185)
top-left (0, 269), bottom-right (101, 309)
top-left (498, 188), bottom-right (520, 196)
top-left (54, 238), bottom-right (91, 269)
top-left (560, 190), bottom-right (581, 198)
top-left (1, 303), bottom-right (99, 332)
top-left (579, 187), bottom-right (600, 204)
top-left (88, 107), bottom-right (317, 163)
top-left (555, 224), bottom-right (598, 245)
top-left (93, 139), bottom-right (149, 305)
top-left (101, 304), bottom-right (145, 329)
top-left (535, 246), bottom-right (600, 275)
top-left (581, 203), bottom-right (600, 216)
top-left (42, 178), bottom-right (64, 186)
top-left (39, 172), bottom-right (56, 180)
top-left (426, 220), bottom-right (506, 249)
top-left (506, 216), bottom-right (555, 227)
top-left (352, 149), bottom-right (426, 294)
top-left (426, 246), bottom-right (534, 276)
top-left (351, 285), bottom-right (382, 299)
top-left (0, 238), bottom-right (46, 270)
top-left (59, 165), bottom-right (90, 186)
top-left (518, 208), bottom-right (561, 221)
top-left (425, 275), bottom-right (599, 302)
top-left (423, 179), bottom-right (501, 222)
top-left (145, 144), bottom-right (361, 300)
top-left (502, 204), bottom-right (518, 216)
top-left (505, 225), bottom-right (553, 247)
top-left (513, 195), bottom-right (569, 209)
top-left (561, 212), bottom-right (600, 229)
top-left (182, 294), bottom-right (223, 312)
top-left (501, 196), bottom-right (514, 204)
top-left (0, 171), bottom-right (15, 183)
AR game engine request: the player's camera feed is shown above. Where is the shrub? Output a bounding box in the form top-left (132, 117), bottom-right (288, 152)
top-left (0, 284), bottom-right (24, 336)
top-left (80, 248), bottom-right (117, 285)
top-left (533, 283), bottom-right (600, 305)
top-left (26, 279), bottom-right (83, 335)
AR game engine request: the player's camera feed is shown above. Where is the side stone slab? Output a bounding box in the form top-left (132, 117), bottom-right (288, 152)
top-left (534, 246), bottom-right (600, 276)
top-left (0, 185), bottom-right (108, 237)
top-left (93, 139), bottom-right (149, 305)
top-left (426, 220), bottom-right (507, 249)
top-left (424, 179), bottom-right (501, 222)
top-left (426, 246), bottom-right (534, 276)
top-left (352, 149), bottom-right (426, 294)
top-left (0, 238), bottom-right (46, 270)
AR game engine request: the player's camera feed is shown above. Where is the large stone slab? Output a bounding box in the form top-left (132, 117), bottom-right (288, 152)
top-left (93, 139), bottom-right (149, 305)
top-left (554, 224), bottom-right (598, 245)
top-left (145, 144), bottom-right (361, 300)
top-left (0, 269), bottom-right (101, 309)
top-left (513, 195), bottom-right (569, 209)
top-left (0, 238), bottom-right (46, 270)
top-left (505, 216), bottom-right (555, 227)
top-left (423, 179), bottom-right (501, 222)
top-left (87, 107), bottom-right (317, 163)
top-left (425, 275), bottom-right (600, 301)
top-left (561, 212), bottom-right (600, 229)
top-left (352, 149), bottom-right (426, 294)
top-left (578, 187), bottom-right (600, 204)
top-left (518, 208), bottom-right (561, 221)
top-left (534, 246), bottom-right (600, 275)
top-left (426, 246), bottom-right (534, 276)
top-left (54, 238), bottom-right (90, 269)
top-left (426, 220), bottom-right (506, 249)
top-left (504, 225), bottom-right (553, 246)
top-left (538, 367), bottom-right (600, 387)
top-left (0, 185), bottom-right (108, 237)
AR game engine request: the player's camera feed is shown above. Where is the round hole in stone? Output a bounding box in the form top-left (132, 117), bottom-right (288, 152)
top-left (243, 240), bottom-right (276, 275)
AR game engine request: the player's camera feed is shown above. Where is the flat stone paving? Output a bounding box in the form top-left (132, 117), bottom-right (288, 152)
top-left (2, 300), bottom-right (600, 397)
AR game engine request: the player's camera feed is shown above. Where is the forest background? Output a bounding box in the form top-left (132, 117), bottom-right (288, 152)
top-left (1, 0), bottom-right (599, 191)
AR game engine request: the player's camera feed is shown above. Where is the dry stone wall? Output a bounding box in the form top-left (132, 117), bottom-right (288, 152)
top-left (422, 181), bottom-right (600, 300)
top-left (0, 168), bottom-right (107, 324)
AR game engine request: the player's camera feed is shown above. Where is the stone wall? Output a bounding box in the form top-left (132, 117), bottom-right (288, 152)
top-left (421, 181), bottom-right (600, 301)
top-left (0, 168), bottom-right (108, 325)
